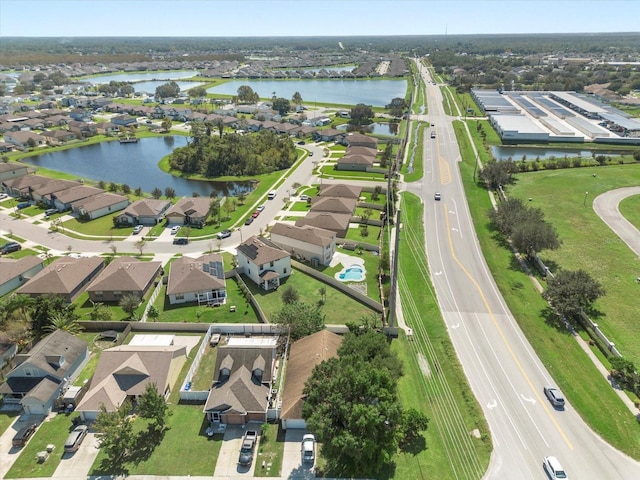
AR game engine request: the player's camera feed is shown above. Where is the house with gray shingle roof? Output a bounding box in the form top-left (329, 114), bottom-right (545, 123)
top-left (0, 330), bottom-right (89, 415)
top-left (310, 196), bottom-right (357, 215)
top-left (0, 256), bottom-right (45, 297)
top-left (86, 256), bottom-right (162, 303)
top-left (71, 192), bottom-right (129, 220)
top-left (236, 236), bottom-right (291, 291)
top-left (0, 162), bottom-right (29, 182)
top-left (16, 256), bottom-right (104, 302)
top-left (269, 222), bottom-right (336, 266)
top-left (295, 212), bottom-right (352, 238)
top-left (50, 185), bottom-right (104, 212)
top-left (165, 197), bottom-right (210, 227)
top-left (166, 254), bottom-right (226, 305)
top-left (318, 183), bottom-right (363, 199)
top-left (116, 198), bottom-right (172, 226)
top-left (76, 344), bottom-right (186, 421)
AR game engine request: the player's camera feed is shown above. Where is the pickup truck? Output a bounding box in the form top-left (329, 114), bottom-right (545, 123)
top-left (238, 430), bottom-right (258, 466)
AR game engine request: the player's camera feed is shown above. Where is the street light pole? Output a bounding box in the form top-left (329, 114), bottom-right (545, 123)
top-left (583, 191), bottom-right (588, 206)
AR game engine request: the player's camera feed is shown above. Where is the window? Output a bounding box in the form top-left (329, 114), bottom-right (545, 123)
top-left (283, 268), bottom-right (287, 274)
top-left (176, 294), bottom-right (184, 300)
top-left (270, 261), bottom-right (274, 267)
top-left (113, 291), bottom-right (122, 297)
top-left (95, 291), bottom-right (103, 297)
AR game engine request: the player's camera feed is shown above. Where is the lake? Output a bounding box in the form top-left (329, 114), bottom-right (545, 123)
top-left (22, 137), bottom-right (254, 197)
top-left (337, 122), bottom-right (399, 136)
top-left (83, 70), bottom-right (200, 84)
top-left (207, 78), bottom-right (408, 107)
top-left (492, 146), bottom-right (626, 160)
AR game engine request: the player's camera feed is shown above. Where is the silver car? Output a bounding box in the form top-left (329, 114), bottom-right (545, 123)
top-left (301, 434), bottom-right (315, 464)
top-left (64, 424), bottom-right (88, 453)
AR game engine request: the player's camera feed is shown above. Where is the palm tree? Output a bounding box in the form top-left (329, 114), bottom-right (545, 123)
top-left (7, 294), bottom-right (35, 324)
top-left (45, 313), bottom-right (83, 335)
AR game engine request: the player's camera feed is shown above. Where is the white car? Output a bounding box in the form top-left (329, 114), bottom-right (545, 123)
top-left (132, 225), bottom-right (143, 234)
top-left (257, 205), bottom-right (265, 212)
top-left (0, 193), bottom-right (8, 200)
top-left (301, 434), bottom-right (315, 464)
top-left (543, 456), bottom-right (568, 479)
top-left (170, 226), bottom-right (181, 235)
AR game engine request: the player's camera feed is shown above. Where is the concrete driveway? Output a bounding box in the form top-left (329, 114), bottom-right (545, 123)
top-left (281, 429), bottom-right (315, 479)
top-left (213, 424), bottom-right (260, 478)
top-left (53, 431), bottom-right (101, 477)
top-left (0, 413), bottom-right (45, 478)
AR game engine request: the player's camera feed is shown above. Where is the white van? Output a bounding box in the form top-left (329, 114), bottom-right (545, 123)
top-left (267, 190), bottom-right (277, 200)
top-left (543, 456), bottom-right (568, 479)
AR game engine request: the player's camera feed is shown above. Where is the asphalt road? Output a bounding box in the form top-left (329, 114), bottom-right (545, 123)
top-left (405, 60), bottom-right (640, 480)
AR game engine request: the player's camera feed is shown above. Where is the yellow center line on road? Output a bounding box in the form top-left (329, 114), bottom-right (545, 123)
top-left (435, 132), bottom-right (452, 185)
top-left (443, 204), bottom-right (574, 450)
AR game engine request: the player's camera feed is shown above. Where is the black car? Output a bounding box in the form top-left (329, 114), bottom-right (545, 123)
top-left (0, 242), bottom-right (21, 254)
top-left (12, 423), bottom-right (37, 448)
top-left (173, 237), bottom-right (188, 245)
top-left (244, 217), bottom-right (254, 225)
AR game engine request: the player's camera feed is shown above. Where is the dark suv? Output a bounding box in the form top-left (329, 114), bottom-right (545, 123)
top-left (12, 423), bottom-right (37, 448)
top-left (1, 242), bottom-right (21, 254)
top-left (173, 237), bottom-right (188, 245)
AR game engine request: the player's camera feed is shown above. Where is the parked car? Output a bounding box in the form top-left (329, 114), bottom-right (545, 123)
top-left (244, 216), bottom-right (254, 225)
top-left (132, 225), bottom-right (144, 234)
top-left (301, 434), bottom-right (315, 464)
top-left (64, 424), bottom-right (88, 453)
top-left (543, 455), bottom-right (569, 479)
top-left (251, 210), bottom-right (260, 218)
top-left (44, 208), bottom-right (58, 217)
top-left (267, 190), bottom-right (277, 200)
top-left (0, 193), bottom-right (9, 200)
top-left (434, 192), bottom-right (441, 201)
top-left (297, 140), bottom-right (306, 145)
top-left (256, 205), bottom-right (265, 212)
top-left (12, 423), bottom-right (37, 448)
top-left (173, 237), bottom-right (188, 245)
top-left (238, 430), bottom-right (258, 466)
top-left (309, 151), bottom-right (314, 156)
top-left (0, 242), bottom-right (21, 255)
top-left (543, 386), bottom-right (565, 408)
top-left (16, 201), bottom-right (30, 209)
top-left (170, 226), bottom-right (181, 235)
top-left (300, 194), bottom-right (309, 201)
top-left (217, 230), bottom-right (232, 240)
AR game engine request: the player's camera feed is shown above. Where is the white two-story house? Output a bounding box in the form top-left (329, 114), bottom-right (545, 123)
top-left (236, 236), bottom-right (291, 291)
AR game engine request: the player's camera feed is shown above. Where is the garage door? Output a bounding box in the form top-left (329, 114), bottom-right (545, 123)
top-left (283, 418), bottom-right (306, 429)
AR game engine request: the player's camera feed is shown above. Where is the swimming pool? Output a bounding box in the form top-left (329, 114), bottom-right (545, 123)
top-left (337, 264), bottom-right (365, 282)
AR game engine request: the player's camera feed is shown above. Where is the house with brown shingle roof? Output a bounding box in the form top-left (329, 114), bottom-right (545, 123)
top-left (236, 236), bottom-right (291, 291)
top-left (345, 145), bottom-right (377, 158)
top-left (166, 254), bottom-right (226, 305)
top-left (39, 129), bottom-right (77, 145)
top-left (2, 174), bottom-right (52, 198)
top-left (295, 212), bottom-right (352, 239)
top-left (0, 330), bottom-right (89, 415)
top-left (16, 256), bottom-right (104, 303)
top-left (2, 130), bottom-right (45, 149)
top-left (336, 153), bottom-right (375, 171)
top-left (30, 179), bottom-right (80, 204)
top-left (318, 183), bottom-right (362, 199)
top-left (71, 192), bottom-right (129, 220)
top-left (269, 222), bottom-right (336, 266)
top-left (280, 330), bottom-right (343, 429)
top-left (76, 344), bottom-right (187, 421)
top-left (50, 185), bottom-right (104, 212)
top-left (310, 196), bottom-right (357, 215)
top-left (204, 341), bottom-right (275, 424)
top-left (343, 133), bottom-right (378, 149)
top-left (0, 256), bottom-right (45, 297)
top-left (116, 198), bottom-right (172, 226)
top-left (165, 197), bottom-right (210, 227)
top-left (0, 162), bottom-right (29, 182)
top-left (86, 256), bottom-right (162, 303)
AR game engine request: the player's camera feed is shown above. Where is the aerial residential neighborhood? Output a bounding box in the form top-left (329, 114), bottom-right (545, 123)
top-left (1, 2), bottom-right (640, 480)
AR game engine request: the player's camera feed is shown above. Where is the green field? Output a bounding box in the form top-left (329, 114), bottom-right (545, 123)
top-left (618, 193), bottom-right (640, 231)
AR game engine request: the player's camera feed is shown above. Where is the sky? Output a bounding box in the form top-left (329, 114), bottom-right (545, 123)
top-left (1, 0), bottom-right (639, 37)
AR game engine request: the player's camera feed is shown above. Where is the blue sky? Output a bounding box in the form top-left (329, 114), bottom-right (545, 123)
top-left (1, 0), bottom-right (638, 37)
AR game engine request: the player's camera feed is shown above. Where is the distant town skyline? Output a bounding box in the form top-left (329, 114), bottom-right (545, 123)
top-left (1, 0), bottom-right (639, 38)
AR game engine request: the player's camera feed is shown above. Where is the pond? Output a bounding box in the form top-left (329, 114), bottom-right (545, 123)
top-left (207, 78), bottom-right (408, 107)
top-left (21, 137), bottom-right (254, 197)
top-left (82, 70), bottom-right (200, 84)
top-left (131, 80), bottom-right (205, 94)
top-left (337, 122), bottom-right (399, 136)
top-left (492, 145), bottom-right (626, 160)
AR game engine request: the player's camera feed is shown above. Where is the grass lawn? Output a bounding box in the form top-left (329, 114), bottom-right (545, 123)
top-left (618, 193), bottom-right (640, 231)
top-left (454, 127), bottom-right (640, 459)
top-left (343, 224), bottom-right (381, 244)
top-left (190, 343), bottom-right (219, 391)
top-left (402, 122), bottom-right (426, 182)
top-left (288, 201), bottom-right (311, 212)
top-left (62, 214), bottom-right (131, 238)
top-left (253, 423), bottom-right (285, 477)
top-left (0, 411), bottom-right (20, 436)
top-left (74, 290), bottom-right (146, 322)
top-left (391, 192), bottom-right (491, 480)
top-left (4, 413), bottom-right (77, 478)
top-left (2, 248), bottom-right (39, 260)
top-left (245, 267), bottom-right (378, 324)
top-left (507, 164), bottom-right (640, 366)
top-left (320, 246), bottom-right (385, 303)
top-left (318, 165), bottom-right (386, 181)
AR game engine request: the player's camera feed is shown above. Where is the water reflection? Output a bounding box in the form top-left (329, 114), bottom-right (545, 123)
top-left (492, 146), bottom-right (625, 160)
top-left (337, 122), bottom-right (399, 136)
top-left (21, 137), bottom-right (254, 197)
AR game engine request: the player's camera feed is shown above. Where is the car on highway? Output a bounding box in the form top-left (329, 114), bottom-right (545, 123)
top-left (1, 242), bottom-right (22, 255)
top-left (543, 455), bottom-right (568, 479)
top-left (12, 423), bottom-right (37, 448)
top-left (430, 131), bottom-right (436, 138)
top-left (301, 434), bottom-right (315, 464)
top-left (543, 386), bottom-right (565, 408)
top-left (170, 226), bottom-right (181, 235)
top-left (217, 229), bottom-right (232, 239)
top-left (434, 192), bottom-right (441, 201)
top-left (64, 424), bottom-right (88, 453)
top-left (132, 225), bottom-right (144, 234)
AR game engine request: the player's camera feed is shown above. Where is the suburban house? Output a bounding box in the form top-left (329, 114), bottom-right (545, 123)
top-left (312, 128), bottom-right (344, 143)
top-left (67, 120), bottom-right (97, 137)
top-left (295, 212), bottom-right (352, 239)
top-left (0, 332), bottom-right (17, 372)
top-left (318, 183), bottom-right (363, 199)
top-left (71, 192), bottom-right (130, 220)
top-left (2, 174), bottom-right (53, 198)
top-left (0, 330), bottom-right (89, 415)
top-left (76, 342), bottom-right (187, 421)
top-left (16, 256), bottom-right (105, 303)
top-left (335, 153), bottom-right (375, 171)
top-left (0, 162), bottom-right (29, 182)
top-left (110, 115), bottom-right (138, 127)
top-left (166, 254), bottom-right (226, 305)
top-left (0, 256), bottom-right (45, 297)
top-left (269, 222), bottom-right (336, 266)
top-left (203, 337), bottom-right (277, 424)
top-left (30, 179), bottom-right (80, 204)
top-left (165, 197), bottom-right (210, 227)
top-left (3, 130), bottom-right (46, 149)
top-left (343, 132), bottom-right (378, 149)
top-left (39, 129), bottom-right (76, 144)
top-left (94, 121), bottom-right (120, 135)
top-left (86, 256), bottom-right (162, 303)
top-left (236, 236), bottom-right (291, 291)
top-left (344, 146), bottom-right (377, 158)
top-left (50, 185), bottom-right (104, 212)
top-left (310, 196), bottom-right (358, 215)
top-left (116, 198), bottom-right (172, 226)
top-left (280, 330), bottom-right (343, 429)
